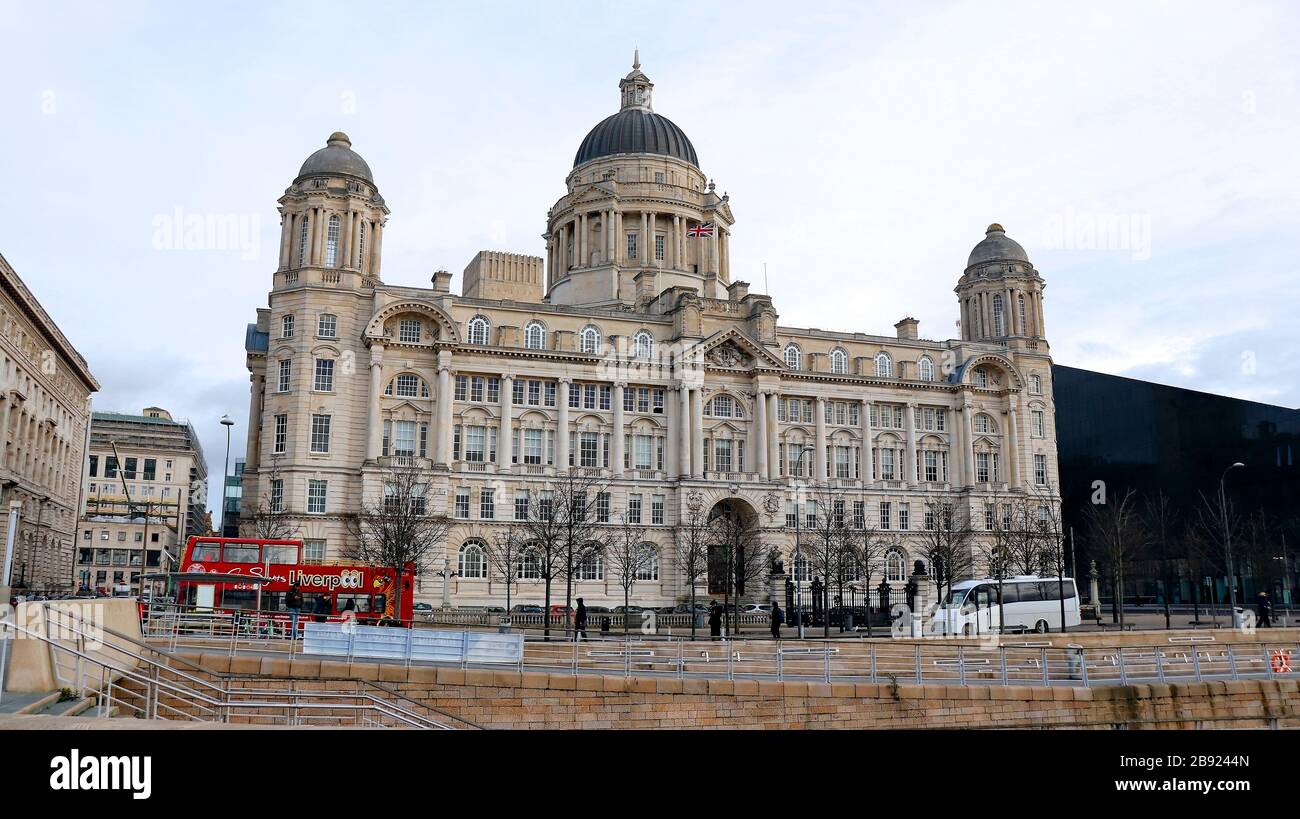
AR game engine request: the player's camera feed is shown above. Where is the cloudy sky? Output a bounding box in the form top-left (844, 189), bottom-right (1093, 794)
top-left (3, 0), bottom-right (1298, 517)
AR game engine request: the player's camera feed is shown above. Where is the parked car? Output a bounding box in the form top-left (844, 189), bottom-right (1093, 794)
top-left (585, 605), bottom-right (612, 614)
top-left (673, 603), bottom-right (709, 614)
top-left (485, 606), bottom-right (505, 614)
top-left (509, 604), bottom-right (543, 614)
top-left (612, 605), bottom-right (643, 614)
top-left (741, 603), bottom-right (771, 615)
top-left (413, 602), bottom-right (434, 613)
top-left (550, 605), bottom-right (574, 619)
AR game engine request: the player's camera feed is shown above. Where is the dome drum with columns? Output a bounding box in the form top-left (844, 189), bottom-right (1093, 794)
top-left (241, 57), bottom-right (1060, 612)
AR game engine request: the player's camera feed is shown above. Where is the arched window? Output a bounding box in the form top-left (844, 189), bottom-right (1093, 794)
top-left (783, 344), bottom-right (802, 370)
top-left (459, 541), bottom-right (487, 578)
top-left (325, 215), bottom-right (341, 267)
top-left (467, 316), bottom-right (490, 346)
top-left (992, 294), bottom-right (1005, 336)
top-left (1018, 293), bottom-right (1028, 334)
top-left (387, 374), bottom-right (429, 398)
top-left (918, 356), bottom-right (934, 382)
top-left (708, 394), bottom-right (734, 418)
top-left (974, 413), bottom-right (996, 434)
top-left (576, 552), bottom-right (603, 581)
top-left (633, 331), bottom-right (654, 361)
top-left (517, 548), bottom-right (541, 580)
top-left (580, 326), bottom-right (601, 354)
top-left (297, 217), bottom-right (310, 267)
top-left (635, 544), bottom-right (660, 581)
top-left (794, 555), bottom-right (810, 583)
top-left (524, 321), bottom-right (546, 350)
top-left (886, 550), bottom-right (907, 583)
top-left (874, 353), bottom-right (892, 378)
top-left (1029, 373), bottom-right (1042, 394)
top-left (830, 348), bottom-right (848, 375)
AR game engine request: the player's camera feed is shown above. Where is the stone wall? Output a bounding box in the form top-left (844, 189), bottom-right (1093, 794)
top-left (184, 653), bottom-right (1300, 730)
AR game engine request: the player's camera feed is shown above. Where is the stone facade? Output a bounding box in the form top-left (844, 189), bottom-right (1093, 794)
top-left (241, 58), bottom-right (1060, 609)
top-left (76, 407), bottom-right (210, 594)
top-left (0, 252), bottom-right (99, 595)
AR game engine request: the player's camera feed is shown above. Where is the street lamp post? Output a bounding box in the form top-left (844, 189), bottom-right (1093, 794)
top-left (220, 415), bottom-right (235, 535)
top-left (1220, 462), bottom-right (1245, 628)
top-left (793, 445), bottom-right (815, 639)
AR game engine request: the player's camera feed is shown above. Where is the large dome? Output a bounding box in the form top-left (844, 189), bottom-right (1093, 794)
top-left (296, 132), bottom-right (374, 184)
top-left (966, 223), bottom-right (1029, 268)
top-left (574, 109), bottom-right (699, 169)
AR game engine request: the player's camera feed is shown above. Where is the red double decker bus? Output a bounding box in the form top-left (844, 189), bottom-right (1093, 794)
top-left (174, 536), bottom-right (414, 623)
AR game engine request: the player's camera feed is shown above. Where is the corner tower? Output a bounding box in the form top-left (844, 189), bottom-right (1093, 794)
top-left (544, 54), bottom-right (735, 308)
top-left (955, 223), bottom-right (1048, 351)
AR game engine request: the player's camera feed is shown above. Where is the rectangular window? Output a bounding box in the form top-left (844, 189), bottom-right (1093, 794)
top-left (270, 479), bottom-right (284, 513)
top-left (654, 234), bottom-right (665, 261)
top-left (880, 449), bottom-right (895, 480)
top-left (1032, 410), bottom-right (1045, 438)
top-left (924, 450), bottom-right (938, 482)
top-left (487, 377), bottom-right (500, 404)
top-left (651, 495), bottom-right (664, 525)
top-left (835, 446), bottom-right (851, 478)
top-left (88, 455), bottom-right (99, 477)
top-left (880, 501), bottom-right (892, 530)
top-left (455, 375), bottom-right (468, 401)
top-left (105, 456), bottom-right (118, 478)
top-left (304, 540), bottom-right (325, 561)
top-left (976, 452), bottom-right (990, 483)
top-left (596, 492), bottom-right (610, 523)
top-left (853, 501), bottom-right (865, 529)
top-left (523, 429), bottom-right (543, 464)
top-left (599, 385), bottom-right (611, 410)
top-left (714, 439), bottom-right (732, 472)
top-left (307, 480), bottom-right (327, 514)
top-left (480, 488), bottom-right (495, 520)
top-left (393, 420), bottom-right (416, 457)
top-left (143, 458), bottom-right (156, 481)
top-left (985, 503), bottom-right (996, 531)
top-left (786, 500), bottom-right (797, 529)
top-left (898, 503), bottom-right (910, 531)
top-left (124, 457), bottom-right (138, 479)
top-left (514, 490), bottom-right (530, 521)
top-left (583, 384), bottom-right (596, 409)
top-left (512, 379), bottom-right (525, 405)
top-left (626, 233), bottom-right (638, 260)
top-left (310, 414), bottom-right (331, 453)
top-left (313, 359), bottom-right (334, 391)
top-left (627, 494), bottom-right (642, 524)
top-left (652, 389), bottom-right (664, 414)
top-left (579, 432), bottom-right (599, 467)
top-left (465, 426), bottom-right (486, 462)
top-left (317, 314), bottom-right (337, 338)
top-left (470, 376), bottom-right (484, 403)
top-left (455, 488), bottom-right (470, 518)
top-left (544, 381), bottom-right (556, 406)
top-left (277, 359), bottom-right (292, 392)
top-left (1034, 453), bottom-right (1048, 486)
top-left (281, 314), bottom-right (295, 338)
top-left (623, 388), bottom-right (635, 412)
top-left (399, 319), bottom-right (421, 343)
top-left (271, 414), bottom-right (287, 454)
top-left (634, 435), bottom-right (653, 470)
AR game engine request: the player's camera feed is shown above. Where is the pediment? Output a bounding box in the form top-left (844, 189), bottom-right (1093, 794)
top-left (693, 328), bottom-right (786, 370)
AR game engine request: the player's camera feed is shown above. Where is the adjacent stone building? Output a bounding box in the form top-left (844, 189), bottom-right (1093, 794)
top-left (0, 252), bottom-right (99, 596)
top-left (77, 407), bottom-right (209, 594)
top-left (242, 57), bottom-right (1060, 607)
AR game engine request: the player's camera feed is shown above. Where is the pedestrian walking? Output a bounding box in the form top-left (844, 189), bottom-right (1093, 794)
top-left (770, 601), bottom-right (784, 640)
top-left (285, 582), bottom-right (304, 639)
top-left (708, 601), bottom-right (722, 640)
top-left (313, 594), bottom-right (331, 623)
top-left (1257, 592), bottom-right (1273, 628)
top-left (575, 597), bottom-right (588, 641)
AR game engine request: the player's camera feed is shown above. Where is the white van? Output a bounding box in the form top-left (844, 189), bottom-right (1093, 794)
top-left (930, 576), bottom-right (1081, 635)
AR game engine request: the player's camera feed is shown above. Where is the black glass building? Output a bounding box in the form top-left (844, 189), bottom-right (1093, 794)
top-left (1053, 365), bottom-right (1300, 607)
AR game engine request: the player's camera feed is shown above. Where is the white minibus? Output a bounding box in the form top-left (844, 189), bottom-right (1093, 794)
top-left (929, 576), bottom-right (1081, 635)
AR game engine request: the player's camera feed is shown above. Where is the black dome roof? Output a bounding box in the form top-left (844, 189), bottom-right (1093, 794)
top-left (574, 109), bottom-right (699, 169)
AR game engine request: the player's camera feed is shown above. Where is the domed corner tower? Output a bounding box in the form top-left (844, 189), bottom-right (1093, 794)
top-left (956, 223), bottom-right (1048, 352)
top-left (274, 131), bottom-right (390, 291)
top-left (544, 52), bottom-right (736, 309)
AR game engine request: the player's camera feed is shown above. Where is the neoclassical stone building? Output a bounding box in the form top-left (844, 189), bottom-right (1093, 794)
top-left (242, 57), bottom-right (1059, 608)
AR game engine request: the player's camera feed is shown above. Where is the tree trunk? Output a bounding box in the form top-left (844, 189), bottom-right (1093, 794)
top-left (543, 577), bottom-right (552, 640)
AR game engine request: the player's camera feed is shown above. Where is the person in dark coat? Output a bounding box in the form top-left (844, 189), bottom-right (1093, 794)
top-left (285, 583), bottom-right (304, 638)
top-left (1257, 592), bottom-right (1273, 628)
top-left (708, 602), bottom-right (722, 640)
top-left (313, 594), bottom-right (331, 623)
top-left (574, 597), bottom-right (588, 641)
top-left (770, 601), bottom-right (784, 640)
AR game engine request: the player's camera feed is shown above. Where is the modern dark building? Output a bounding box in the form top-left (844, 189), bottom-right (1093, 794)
top-left (222, 458), bottom-right (244, 538)
top-left (1054, 364), bottom-right (1300, 608)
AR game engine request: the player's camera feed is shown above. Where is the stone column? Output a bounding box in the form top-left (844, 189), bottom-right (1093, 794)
top-left (962, 400), bottom-right (976, 487)
top-left (612, 382), bottom-right (625, 476)
top-left (278, 213), bottom-right (292, 269)
top-left (1005, 402), bottom-right (1021, 488)
top-left (767, 390), bottom-right (779, 480)
top-left (372, 220), bottom-right (384, 275)
top-left (499, 374), bottom-right (514, 470)
top-left (641, 212), bottom-right (649, 265)
top-left (606, 209), bottom-right (614, 264)
top-left (340, 212), bottom-right (353, 270)
top-left (814, 397), bottom-right (827, 480)
top-left (558, 223), bottom-right (568, 275)
top-left (721, 229), bottom-right (729, 280)
top-left (755, 391), bottom-right (768, 479)
top-left (904, 401), bottom-right (918, 486)
top-left (690, 388), bottom-right (704, 478)
top-left (578, 213), bottom-right (588, 267)
top-left (436, 357), bottom-right (453, 466)
top-left (313, 208), bottom-right (326, 266)
top-left (861, 399), bottom-right (874, 486)
top-left (671, 215), bottom-right (680, 269)
top-left (711, 224), bottom-right (720, 273)
top-left (557, 379), bottom-right (571, 471)
top-left (366, 346), bottom-right (385, 460)
top-left (678, 385), bottom-right (690, 476)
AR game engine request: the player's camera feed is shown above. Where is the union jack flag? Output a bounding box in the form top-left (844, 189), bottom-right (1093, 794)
top-left (687, 221), bottom-right (715, 238)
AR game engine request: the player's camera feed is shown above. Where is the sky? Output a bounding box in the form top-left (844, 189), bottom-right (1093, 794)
top-left (2, 0), bottom-right (1298, 519)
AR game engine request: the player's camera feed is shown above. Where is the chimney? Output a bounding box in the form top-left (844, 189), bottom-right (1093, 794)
top-left (726, 280), bottom-right (750, 301)
top-left (895, 317), bottom-right (919, 340)
top-left (432, 269), bottom-right (453, 294)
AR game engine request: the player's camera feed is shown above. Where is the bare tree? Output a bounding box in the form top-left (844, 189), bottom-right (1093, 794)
top-left (917, 500), bottom-right (976, 609)
top-left (803, 483), bottom-right (859, 636)
top-left (709, 503), bottom-right (766, 636)
top-left (481, 522), bottom-right (525, 617)
top-left (343, 464), bottom-right (451, 622)
top-left (606, 513), bottom-right (655, 635)
top-left (1032, 487), bottom-right (1070, 633)
top-left (854, 510), bottom-right (896, 638)
top-left (554, 470), bottom-right (610, 636)
top-left (1083, 487), bottom-right (1145, 627)
top-left (675, 490), bottom-right (711, 640)
top-left (243, 458), bottom-right (300, 541)
top-left (1143, 490), bottom-right (1179, 629)
top-left (1189, 488), bottom-right (1244, 621)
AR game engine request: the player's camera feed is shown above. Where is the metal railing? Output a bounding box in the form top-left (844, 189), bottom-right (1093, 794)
top-left (0, 604), bottom-right (456, 728)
